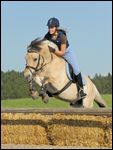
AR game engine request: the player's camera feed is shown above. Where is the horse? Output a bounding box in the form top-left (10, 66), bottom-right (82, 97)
top-left (24, 38), bottom-right (107, 108)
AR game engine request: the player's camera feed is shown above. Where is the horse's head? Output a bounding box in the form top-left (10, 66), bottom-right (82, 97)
top-left (24, 38), bottom-right (58, 82)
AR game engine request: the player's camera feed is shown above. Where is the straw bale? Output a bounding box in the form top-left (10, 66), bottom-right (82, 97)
top-left (1, 113), bottom-right (112, 148)
top-left (1, 113), bottom-right (49, 145)
top-left (47, 114), bottom-right (112, 147)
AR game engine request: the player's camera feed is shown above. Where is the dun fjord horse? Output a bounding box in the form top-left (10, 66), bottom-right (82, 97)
top-left (24, 38), bottom-right (107, 108)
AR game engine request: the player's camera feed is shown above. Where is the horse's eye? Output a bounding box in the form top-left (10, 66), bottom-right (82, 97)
top-left (34, 58), bottom-right (37, 61)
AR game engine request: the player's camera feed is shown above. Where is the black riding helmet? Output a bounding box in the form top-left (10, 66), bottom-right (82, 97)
top-left (47, 17), bottom-right (60, 28)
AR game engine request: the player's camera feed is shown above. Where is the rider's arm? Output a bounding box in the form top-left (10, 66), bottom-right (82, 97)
top-left (55, 44), bottom-right (66, 56)
top-left (54, 34), bottom-right (67, 56)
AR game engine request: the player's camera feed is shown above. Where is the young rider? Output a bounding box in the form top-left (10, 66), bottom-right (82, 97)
top-left (44, 17), bottom-right (86, 99)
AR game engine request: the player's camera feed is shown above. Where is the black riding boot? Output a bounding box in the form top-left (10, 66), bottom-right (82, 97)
top-left (76, 73), bottom-right (87, 99)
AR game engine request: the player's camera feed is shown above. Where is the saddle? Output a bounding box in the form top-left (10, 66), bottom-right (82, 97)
top-left (65, 60), bottom-right (78, 83)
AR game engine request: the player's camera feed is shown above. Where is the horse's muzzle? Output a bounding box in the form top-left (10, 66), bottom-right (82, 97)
top-left (24, 68), bottom-right (32, 82)
top-left (25, 74), bottom-right (31, 82)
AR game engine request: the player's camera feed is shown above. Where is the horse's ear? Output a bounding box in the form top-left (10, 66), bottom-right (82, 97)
top-left (48, 46), bottom-right (56, 53)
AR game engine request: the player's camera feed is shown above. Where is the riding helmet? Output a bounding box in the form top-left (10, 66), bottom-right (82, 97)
top-left (47, 17), bottom-right (60, 28)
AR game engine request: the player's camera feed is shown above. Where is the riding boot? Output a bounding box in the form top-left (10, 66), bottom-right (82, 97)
top-left (75, 73), bottom-right (87, 99)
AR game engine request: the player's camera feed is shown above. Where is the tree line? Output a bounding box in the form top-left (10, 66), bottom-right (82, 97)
top-left (1, 70), bottom-right (112, 100)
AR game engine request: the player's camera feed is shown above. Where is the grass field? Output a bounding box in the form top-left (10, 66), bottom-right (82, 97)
top-left (1, 94), bottom-right (112, 108)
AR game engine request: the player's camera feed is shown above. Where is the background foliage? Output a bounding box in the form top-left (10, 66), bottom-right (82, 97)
top-left (1, 71), bottom-right (112, 100)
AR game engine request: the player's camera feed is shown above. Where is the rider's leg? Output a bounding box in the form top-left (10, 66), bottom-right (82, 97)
top-left (75, 72), bottom-right (87, 98)
top-left (63, 48), bottom-right (86, 98)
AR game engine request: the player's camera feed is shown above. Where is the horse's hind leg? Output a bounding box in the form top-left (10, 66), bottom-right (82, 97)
top-left (70, 96), bottom-right (93, 108)
top-left (93, 85), bottom-right (107, 107)
top-left (94, 95), bottom-right (107, 107)
top-left (82, 97), bottom-right (94, 108)
top-left (70, 99), bottom-right (83, 108)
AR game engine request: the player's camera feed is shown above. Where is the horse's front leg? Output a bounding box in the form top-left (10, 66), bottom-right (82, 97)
top-left (34, 76), bottom-right (50, 103)
top-left (29, 80), bottom-right (39, 100)
top-left (39, 86), bottom-right (49, 103)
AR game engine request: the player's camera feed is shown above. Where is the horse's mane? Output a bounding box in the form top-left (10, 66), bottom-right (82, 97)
top-left (27, 38), bottom-right (44, 52)
top-left (27, 37), bottom-right (58, 52)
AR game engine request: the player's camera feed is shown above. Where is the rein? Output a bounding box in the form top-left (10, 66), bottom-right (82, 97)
top-left (25, 48), bottom-right (72, 96)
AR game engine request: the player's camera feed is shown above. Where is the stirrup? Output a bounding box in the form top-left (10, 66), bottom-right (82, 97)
top-left (78, 88), bottom-right (87, 99)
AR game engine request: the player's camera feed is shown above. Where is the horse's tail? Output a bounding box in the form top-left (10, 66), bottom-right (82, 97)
top-left (93, 84), bottom-right (107, 107)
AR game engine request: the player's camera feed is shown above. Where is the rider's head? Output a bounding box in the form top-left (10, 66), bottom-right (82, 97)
top-left (47, 17), bottom-right (59, 35)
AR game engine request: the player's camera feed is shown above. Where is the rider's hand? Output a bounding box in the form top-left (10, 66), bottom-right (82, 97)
top-left (48, 41), bottom-right (59, 53)
top-left (48, 46), bottom-right (56, 53)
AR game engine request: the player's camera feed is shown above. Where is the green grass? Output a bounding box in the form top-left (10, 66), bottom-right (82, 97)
top-left (102, 94), bottom-right (112, 107)
top-left (1, 94), bottom-right (112, 108)
top-left (1, 97), bottom-right (70, 108)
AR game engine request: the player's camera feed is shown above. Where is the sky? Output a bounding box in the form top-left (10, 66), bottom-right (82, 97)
top-left (1, 1), bottom-right (112, 77)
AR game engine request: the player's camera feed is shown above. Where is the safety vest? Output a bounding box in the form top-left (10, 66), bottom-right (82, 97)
top-left (44, 30), bottom-right (69, 49)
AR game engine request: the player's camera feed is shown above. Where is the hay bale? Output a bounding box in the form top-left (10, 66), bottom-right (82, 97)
top-left (47, 114), bottom-right (112, 147)
top-left (1, 113), bottom-right (112, 148)
top-left (1, 113), bottom-right (49, 145)
top-left (103, 119), bottom-right (112, 147)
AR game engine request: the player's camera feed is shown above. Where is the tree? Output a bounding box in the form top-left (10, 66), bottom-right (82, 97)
top-left (1, 71), bottom-right (112, 100)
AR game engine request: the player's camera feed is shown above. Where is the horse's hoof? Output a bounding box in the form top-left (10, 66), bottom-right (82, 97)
top-left (31, 91), bottom-right (39, 100)
top-left (70, 99), bottom-right (83, 108)
top-left (42, 94), bottom-right (49, 103)
top-left (70, 103), bottom-right (83, 108)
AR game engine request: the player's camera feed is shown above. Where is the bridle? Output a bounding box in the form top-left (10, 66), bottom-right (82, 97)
top-left (25, 49), bottom-right (53, 75)
top-left (25, 47), bottom-right (72, 96)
